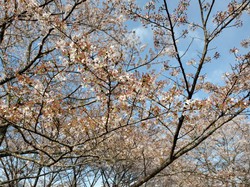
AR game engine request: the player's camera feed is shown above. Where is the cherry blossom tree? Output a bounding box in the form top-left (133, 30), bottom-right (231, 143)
top-left (139, 117), bottom-right (250, 186)
top-left (0, 0), bottom-right (249, 186)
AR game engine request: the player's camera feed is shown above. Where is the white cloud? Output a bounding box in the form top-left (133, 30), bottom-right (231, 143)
top-left (133, 26), bottom-right (153, 42)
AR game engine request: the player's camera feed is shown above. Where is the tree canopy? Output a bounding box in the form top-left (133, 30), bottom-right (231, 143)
top-left (0, 0), bottom-right (249, 186)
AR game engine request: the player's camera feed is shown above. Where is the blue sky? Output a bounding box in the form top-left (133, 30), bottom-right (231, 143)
top-left (128, 0), bottom-right (250, 87)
